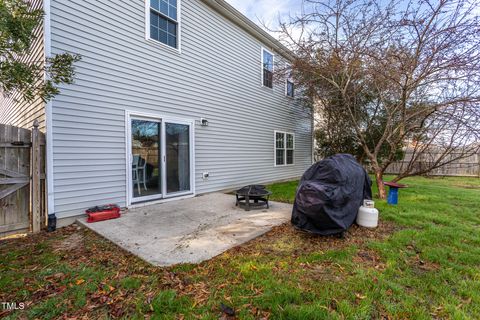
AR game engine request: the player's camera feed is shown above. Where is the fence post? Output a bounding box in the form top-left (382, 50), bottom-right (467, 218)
top-left (31, 120), bottom-right (41, 233)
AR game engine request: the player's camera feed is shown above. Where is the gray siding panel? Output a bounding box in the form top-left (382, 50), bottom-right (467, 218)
top-left (50, 0), bottom-right (312, 218)
top-left (0, 0), bottom-right (46, 132)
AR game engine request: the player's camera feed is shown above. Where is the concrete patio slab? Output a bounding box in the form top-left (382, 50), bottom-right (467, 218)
top-left (77, 193), bottom-right (292, 266)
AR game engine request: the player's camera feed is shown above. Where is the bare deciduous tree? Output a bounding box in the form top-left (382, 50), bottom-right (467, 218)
top-left (276, 0), bottom-right (480, 198)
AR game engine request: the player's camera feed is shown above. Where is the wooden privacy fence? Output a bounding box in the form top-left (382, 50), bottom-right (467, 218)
top-left (385, 151), bottom-right (480, 177)
top-left (0, 121), bottom-right (46, 237)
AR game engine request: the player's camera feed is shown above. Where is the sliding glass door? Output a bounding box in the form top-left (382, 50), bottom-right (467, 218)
top-left (131, 119), bottom-right (162, 201)
top-left (165, 123), bottom-right (191, 194)
top-left (129, 115), bottom-right (193, 204)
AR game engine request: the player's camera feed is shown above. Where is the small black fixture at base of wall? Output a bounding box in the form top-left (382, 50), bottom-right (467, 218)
top-left (47, 214), bottom-right (57, 232)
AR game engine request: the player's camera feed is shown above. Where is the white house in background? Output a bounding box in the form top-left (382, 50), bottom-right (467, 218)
top-left (0, 0), bottom-right (313, 225)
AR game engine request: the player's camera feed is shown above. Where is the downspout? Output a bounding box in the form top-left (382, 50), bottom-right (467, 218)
top-left (44, 0), bottom-right (55, 216)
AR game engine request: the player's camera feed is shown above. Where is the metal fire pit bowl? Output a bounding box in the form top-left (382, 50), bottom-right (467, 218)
top-left (235, 185), bottom-right (272, 211)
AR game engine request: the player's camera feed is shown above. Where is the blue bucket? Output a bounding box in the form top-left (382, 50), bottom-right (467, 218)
top-left (387, 187), bottom-right (399, 205)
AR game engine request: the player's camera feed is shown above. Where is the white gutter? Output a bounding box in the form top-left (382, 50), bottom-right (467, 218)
top-left (43, 0), bottom-right (55, 216)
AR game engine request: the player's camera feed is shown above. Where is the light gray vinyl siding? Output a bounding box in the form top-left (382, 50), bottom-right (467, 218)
top-left (50, 0), bottom-right (313, 218)
top-left (0, 0), bottom-right (46, 132)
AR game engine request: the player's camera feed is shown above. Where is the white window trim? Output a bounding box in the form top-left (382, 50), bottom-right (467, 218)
top-left (145, 0), bottom-right (182, 53)
top-left (274, 130), bottom-right (295, 167)
top-left (261, 47), bottom-right (274, 89)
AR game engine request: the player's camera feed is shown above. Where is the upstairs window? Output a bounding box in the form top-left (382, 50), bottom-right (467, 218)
top-left (275, 131), bottom-right (295, 166)
top-left (286, 66), bottom-right (294, 97)
top-left (262, 48), bottom-right (274, 88)
top-left (149, 0), bottom-right (178, 48)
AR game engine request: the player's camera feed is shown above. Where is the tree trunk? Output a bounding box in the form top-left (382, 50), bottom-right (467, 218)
top-left (374, 170), bottom-right (387, 199)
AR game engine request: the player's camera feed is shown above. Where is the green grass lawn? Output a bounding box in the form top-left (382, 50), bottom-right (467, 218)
top-left (1, 176), bottom-right (479, 319)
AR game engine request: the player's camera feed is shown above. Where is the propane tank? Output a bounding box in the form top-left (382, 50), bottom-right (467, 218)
top-left (357, 200), bottom-right (379, 228)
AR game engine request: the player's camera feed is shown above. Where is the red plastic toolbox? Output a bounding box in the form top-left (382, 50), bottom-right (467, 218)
top-left (86, 205), bottom-right (121, 223)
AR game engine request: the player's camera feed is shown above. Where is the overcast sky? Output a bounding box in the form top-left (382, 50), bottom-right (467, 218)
top-left (225, 0), bottom-right (301, 31)
top-left (225, 0), bottom-right (480, 29)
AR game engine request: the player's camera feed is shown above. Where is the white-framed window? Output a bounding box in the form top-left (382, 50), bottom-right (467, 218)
top-left (275, 131), bottom-right (295, 166)
top-left (285, 64), bottom-right (294, 97)
top-left (262, 48), bottom-right (274, 88)
top-left (147, 0), bottom-right (179, 49)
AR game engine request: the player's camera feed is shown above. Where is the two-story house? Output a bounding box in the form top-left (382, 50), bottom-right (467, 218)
top-left (0, 0), bottom-right (313, 225)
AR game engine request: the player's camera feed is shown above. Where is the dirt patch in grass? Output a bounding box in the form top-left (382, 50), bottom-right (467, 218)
top-left (403, 242), bottom-right (441, 274)
top-left (409, 254), bottom-right (441, 274)
top-left (52, 229), bottom-right (84, 253)
top-left (301, 261), bottom-right (346, 282)
top-left (230, 220), bottom-right (398, 257)
top-left (353, 249), bottom-right (386, 271)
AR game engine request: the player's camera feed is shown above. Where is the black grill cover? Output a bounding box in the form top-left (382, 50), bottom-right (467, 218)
top-left (291, 154), bottom-right (372, 235)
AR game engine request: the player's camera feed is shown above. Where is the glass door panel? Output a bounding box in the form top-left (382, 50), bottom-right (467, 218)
top-left (131, 119), bottom-right (162, 199)
top-left (165, 122), bottom-right (190, 194)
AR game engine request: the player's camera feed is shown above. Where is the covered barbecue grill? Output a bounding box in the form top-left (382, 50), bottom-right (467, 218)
top-left (291, 154), bottom-right (372, 235)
